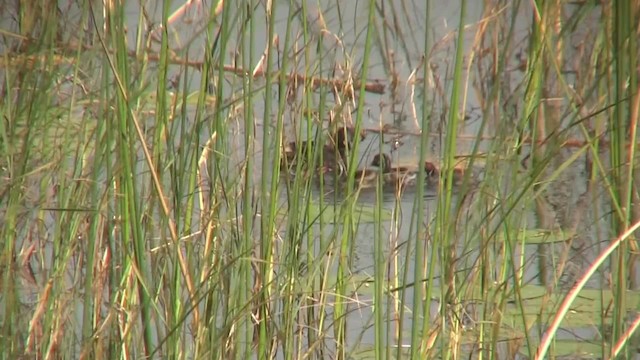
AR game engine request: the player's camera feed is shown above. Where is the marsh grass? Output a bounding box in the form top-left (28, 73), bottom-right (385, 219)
top-left (1, 0), bottom-right (639, 359)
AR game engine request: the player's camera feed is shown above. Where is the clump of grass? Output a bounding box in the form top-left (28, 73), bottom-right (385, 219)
top-left (1, 1), bottom-right (638, 359)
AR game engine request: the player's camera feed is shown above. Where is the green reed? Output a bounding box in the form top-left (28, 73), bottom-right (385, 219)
top-left (2, 0), bottom-right (640, 359)
top-left (608, 0), bottom-right (636, 355)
